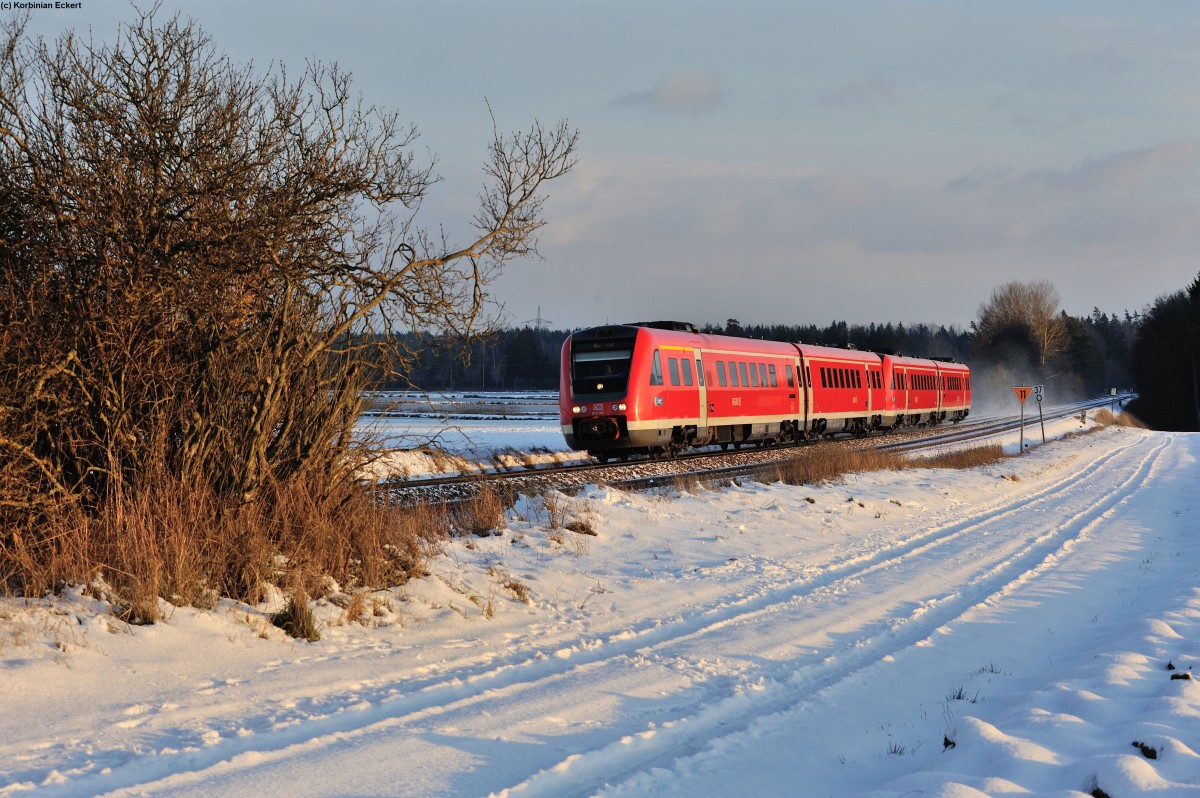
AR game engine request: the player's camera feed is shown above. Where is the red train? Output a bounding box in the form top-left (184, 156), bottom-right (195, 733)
top-left (559, 321), bottom-right (971, 461)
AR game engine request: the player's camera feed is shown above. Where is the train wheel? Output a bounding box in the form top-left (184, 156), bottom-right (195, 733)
top-left (595, 453), bottom-right (609, 464)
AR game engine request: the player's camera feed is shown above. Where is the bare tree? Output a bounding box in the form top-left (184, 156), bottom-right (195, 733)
top-left (972, 280), bottom-right (1067, 368)
top-left (0, 9), bottom-right (577, 536)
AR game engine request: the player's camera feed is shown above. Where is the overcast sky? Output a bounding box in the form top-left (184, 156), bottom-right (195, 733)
top-left (22, 1), bottom-right (1200, 330)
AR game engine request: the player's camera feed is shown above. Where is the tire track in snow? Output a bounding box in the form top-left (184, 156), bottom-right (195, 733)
top-left (31, 434), bottom-right (1160, 798)
top-left (495, 433), bottom-right (1172, 797)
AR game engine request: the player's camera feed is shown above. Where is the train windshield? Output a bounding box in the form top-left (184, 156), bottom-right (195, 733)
top-left (571, 348), bottom-right (632, 395)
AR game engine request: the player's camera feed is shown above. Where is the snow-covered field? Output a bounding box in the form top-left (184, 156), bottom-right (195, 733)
top-left (3, 413), bottom-right (1199, 797)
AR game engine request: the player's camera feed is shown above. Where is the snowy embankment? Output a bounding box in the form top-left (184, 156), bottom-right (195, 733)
top-left (2, 417), bottom-right (1199, 798)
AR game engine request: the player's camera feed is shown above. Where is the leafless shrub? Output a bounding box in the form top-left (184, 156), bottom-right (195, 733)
top-left (0, 9), bottom-right (575, 601)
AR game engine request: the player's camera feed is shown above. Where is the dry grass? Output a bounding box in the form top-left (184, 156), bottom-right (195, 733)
top-left (271, 588), bottom-right (321, 641)
top-left (772, 447), bottom-right (904, 486)
top-left (1, 469), bottom-right (442, 623)
top-left (769, 443), bottom-right (1011, 488)
top-left (503, 578), bottom-right (531, 604)
top-left (1094, 408), bottom-right (1147, 428)
top-left (918, 444), bottom-right (1007, 470)
top-left (452, 484), bottom-right (508, 537)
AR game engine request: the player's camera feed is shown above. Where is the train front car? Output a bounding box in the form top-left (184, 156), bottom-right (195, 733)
top-left (560, 322), bottom-right (703, 461)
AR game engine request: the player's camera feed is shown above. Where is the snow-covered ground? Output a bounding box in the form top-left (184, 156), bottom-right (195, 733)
top-left (3, 413), bottom-right (1199, 798)
top-left (356, 391), bottom-right (588, 479)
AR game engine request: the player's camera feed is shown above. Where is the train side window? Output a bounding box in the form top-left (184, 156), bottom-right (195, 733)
top-left (695, 359), bottom-right (704, 386)
top-left (717, 361), bottom-right (728, 386)
top-left (730, 362), bottom-right (739, 387)
top-left (806, 366), bottom-right (812, 387)
top-left (757, 363), bottom-right (766, 386)
top-left (682, 358), bottom-right (694, 386)
top-left (819, 367), bottom-right (826, 387)
top-left (739, 362), bottom-right (749, 387)
top-left (749, 363), bottom-right (759, 387)
top-left (855, 371), bottom-right (861, 389)
top-left (668, 357), bottom-right (680, 387)
top-left (785, 365), bottom-right (794, 388)
top-left (650, 350), bottom-right (663, 386)
top-left (768, 364), bottom-right (777, 387)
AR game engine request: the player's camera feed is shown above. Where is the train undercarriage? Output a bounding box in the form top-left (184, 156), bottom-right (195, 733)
top-left (580, 408), bottom-right (969, 462)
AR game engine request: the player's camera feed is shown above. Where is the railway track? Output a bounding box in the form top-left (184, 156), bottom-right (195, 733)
top-left (381, 395), bottom-right (1127, 505)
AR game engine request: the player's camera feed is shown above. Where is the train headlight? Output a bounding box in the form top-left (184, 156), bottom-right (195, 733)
top-left (612, 403), bottom-right (626, 411)
top-left (572, 405), bottom-right (584, 414)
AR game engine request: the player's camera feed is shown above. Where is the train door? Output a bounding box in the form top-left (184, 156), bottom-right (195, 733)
top-left (797, 352), bottom-right (811, 434)
top-left (696, 352), bottom-right (708, 439)
top-left (862, 362), bottom-right (872, 415)
top-left (931, 364), bottom-right (940, 417)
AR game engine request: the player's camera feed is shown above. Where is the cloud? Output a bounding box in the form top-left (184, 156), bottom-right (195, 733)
top-left (1037, 140), bottom-right (1200, 192)
top-left (820, 76), bottom-right (896, 110)
top-left (613, 70), bottom-right (725, 114)
top-left (1071, 43), bottom-right (1129, 72)
top-left (528, 141), bottom-right (1200, 328)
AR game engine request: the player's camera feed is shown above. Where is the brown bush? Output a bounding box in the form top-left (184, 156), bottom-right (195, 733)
top-left (0, 9), bottom-right (575, 609)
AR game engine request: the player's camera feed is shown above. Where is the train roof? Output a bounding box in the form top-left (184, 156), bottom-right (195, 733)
top-left (568, 323), bottom-right (968, 371)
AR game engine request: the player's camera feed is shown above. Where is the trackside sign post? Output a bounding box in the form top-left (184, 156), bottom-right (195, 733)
top-left (1035, 384), bottom-right (1046, 443)
top-left (1013, 386), bottom-right (1032, 452)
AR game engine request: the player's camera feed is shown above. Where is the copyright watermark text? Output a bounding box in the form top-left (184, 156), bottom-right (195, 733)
top-left (2, 2), bottom-right (84, 9)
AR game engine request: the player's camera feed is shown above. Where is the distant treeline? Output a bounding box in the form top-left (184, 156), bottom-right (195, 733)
top-left (385, 311), bottom-right (1138, 399)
